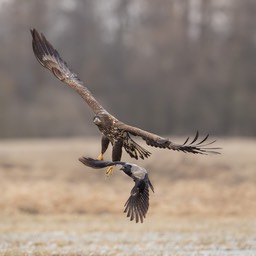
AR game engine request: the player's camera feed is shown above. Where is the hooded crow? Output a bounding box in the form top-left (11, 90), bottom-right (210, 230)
top-left (79, 157), bottom-right (154, 223)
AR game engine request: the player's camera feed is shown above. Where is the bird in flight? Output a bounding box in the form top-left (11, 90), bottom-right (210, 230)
top-left (31, 28), bottom-right (220, 175)
top-left (79, 157), bottom-right (154, 223)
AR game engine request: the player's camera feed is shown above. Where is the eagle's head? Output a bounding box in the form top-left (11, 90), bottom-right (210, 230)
top-left (93, 113), bottom-right (113, 129)
top-left (93, 115), bottom-right (102, 126)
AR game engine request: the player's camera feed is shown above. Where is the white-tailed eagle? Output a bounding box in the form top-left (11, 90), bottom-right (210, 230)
top-left (31, 29), bottom-right (220, 175)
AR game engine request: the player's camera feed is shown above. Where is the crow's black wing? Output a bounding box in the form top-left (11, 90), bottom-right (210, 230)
top-left (124, 179), bottom-right (150, 223)
top-left (79, 157), bottom-right (126, 169)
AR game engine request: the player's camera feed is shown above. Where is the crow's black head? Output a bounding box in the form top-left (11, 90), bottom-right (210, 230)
top-left (120, 164), bottom-right (132, 177)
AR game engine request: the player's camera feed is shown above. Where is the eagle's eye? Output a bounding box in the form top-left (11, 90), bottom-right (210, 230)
top-left (93, 116), bottom-right (102, 125)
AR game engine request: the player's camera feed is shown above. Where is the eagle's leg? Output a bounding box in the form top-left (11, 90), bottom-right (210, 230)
top-left (106, 166), bottom-right (114, 175)
top-left (97, 135), bottom-right (110, 160)
top-left (97, 154), bottom-right (103, 161)
top-left (106, 140), bottom-right (123, 176)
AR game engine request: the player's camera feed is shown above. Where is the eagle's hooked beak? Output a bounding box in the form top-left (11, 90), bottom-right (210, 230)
top-left (93, 116), bottom-right (101, 125)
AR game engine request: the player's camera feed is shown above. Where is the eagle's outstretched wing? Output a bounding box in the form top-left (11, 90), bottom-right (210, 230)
top-left (30, 28), bottom-right (106, 115)
top-left (117, 122), bottom-right (220, 155)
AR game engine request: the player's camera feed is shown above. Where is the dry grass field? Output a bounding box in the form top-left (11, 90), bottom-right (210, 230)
top-left (0, 136), bottom-right (256, 255)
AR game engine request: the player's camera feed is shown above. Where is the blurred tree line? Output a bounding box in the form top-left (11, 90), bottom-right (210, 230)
top-left (0, 0), bottom-right (256, 138)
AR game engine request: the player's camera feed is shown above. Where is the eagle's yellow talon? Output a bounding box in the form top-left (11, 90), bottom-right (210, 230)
top-left (97, 154), bottom-right (103, 161)
top-left (106, 166), bottom-right (114, 176)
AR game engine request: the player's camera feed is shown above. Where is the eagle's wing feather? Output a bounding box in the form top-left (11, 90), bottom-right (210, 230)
top-left (31, 28), bottom-right (106, 115)
top-left (117, 122), bottom-right (220, 155)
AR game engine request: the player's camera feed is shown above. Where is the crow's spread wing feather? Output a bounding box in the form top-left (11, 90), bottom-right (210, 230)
top-left (79, 157), bottom-right (126, 169)
top-left (124, 179), bottom-right (150, 223)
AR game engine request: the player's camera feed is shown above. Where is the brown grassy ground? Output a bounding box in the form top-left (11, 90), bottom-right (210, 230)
top-left (0, 137), bottom-right (256, 255)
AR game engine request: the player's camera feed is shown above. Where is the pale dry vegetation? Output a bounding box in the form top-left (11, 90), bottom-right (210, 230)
top-left (0, 137), bottom-right (256, 216)
top-left (0, 137), bottom-right (256, 255)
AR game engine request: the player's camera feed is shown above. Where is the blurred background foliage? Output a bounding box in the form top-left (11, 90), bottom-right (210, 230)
top-left (0, 0), bottom-right (255, 138)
